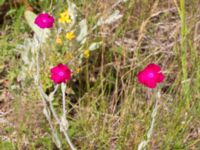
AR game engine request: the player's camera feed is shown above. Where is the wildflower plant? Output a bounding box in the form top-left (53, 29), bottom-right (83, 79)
top-left (17, 0), bottom-right (126, 149)
top-left (137, 64), bottom-right (165, 150)
top-left (21, 10), bottom-right (76, 150)
top-left (5, 0), bottom-right (199, 149)
top-left (34, 12), bottom-right (77, 150)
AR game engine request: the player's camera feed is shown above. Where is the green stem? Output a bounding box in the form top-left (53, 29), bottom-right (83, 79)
top-left (180, 0), bottom-right (187, 81)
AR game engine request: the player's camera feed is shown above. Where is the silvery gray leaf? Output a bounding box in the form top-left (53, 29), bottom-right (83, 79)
top-left (76, 19), bottom-right (88, 44)
top-left (89, 42), bottom-right (102, 51)
top-left (96, 10), bottom-right (123, 26)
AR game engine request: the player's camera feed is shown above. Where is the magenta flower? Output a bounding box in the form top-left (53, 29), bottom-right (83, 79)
top-left (34, 13), bottom-right (54, 29)
top-left (137, 63), bottom-right (165, 88)
top-left (50, 64), bottom-right (71, 84)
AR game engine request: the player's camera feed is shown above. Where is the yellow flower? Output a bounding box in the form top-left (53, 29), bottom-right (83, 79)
top-left (75, 68), bottom-right (81, 74)
top-left (56, 37), bottom-right (62, 44)
top-left (65, 31), bottom-right (75, 40)
top-left (58, 10), bottom-right (72, 23)
top-left (83, 49), bottom-right (90, 58)
top-left (60, 10), bottom-right (69, 17)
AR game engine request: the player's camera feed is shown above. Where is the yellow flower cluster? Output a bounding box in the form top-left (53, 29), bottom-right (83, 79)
top-left (59, 10), bottom-right (72, 23)
top-left (65, 31), bottom-right (75, 40)
top-left (83, 49), bottom-right (90, 58)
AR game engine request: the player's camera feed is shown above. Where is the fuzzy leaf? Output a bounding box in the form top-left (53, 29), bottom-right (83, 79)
top-left (89, 42), bottom-right (102, 51)
top-left (97, 10), bottom-right (123, 26)
top-left (76, 19), bottom-right (88, 44)
top-left (68, 2), bottom-right (77, 25)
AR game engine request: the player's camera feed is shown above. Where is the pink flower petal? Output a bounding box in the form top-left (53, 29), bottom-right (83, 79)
top-left (50, 67), bottom-right (60, 74)
top-left (137, 71), bottom-right (146, 84)
top-left (146, 63), bottom-right (161, 72)
top-left (156, 73), bottom-right (165, 83)
top-left (59, 64), bottom-right (71, 72)
top-left (145, 79), bottom-right (157, 88)
top-left (64, 73), bottom-right (71, 80)
top-left (51, 74), bottom-right (61, 84)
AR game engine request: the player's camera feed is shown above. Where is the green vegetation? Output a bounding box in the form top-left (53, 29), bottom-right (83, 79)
top-left (0, 0), bottom-right (200, 149)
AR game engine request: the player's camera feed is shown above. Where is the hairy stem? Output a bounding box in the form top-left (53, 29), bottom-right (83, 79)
top-left (35, 45), bottom-right (62, 149)
top-left (61, 83), bottom-right (67, 118)
top-left (138, 90), bottom-right (160, 150)
top-left (61, 83), bottom-right (77, 150)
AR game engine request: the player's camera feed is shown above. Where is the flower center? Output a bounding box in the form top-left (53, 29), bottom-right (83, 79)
top-left (43, 19), bottom-right (48, 23)
top-left (148, 72), bottom-right (154, 78)
top-left (58, 71), bottom-right (64, 76)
